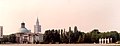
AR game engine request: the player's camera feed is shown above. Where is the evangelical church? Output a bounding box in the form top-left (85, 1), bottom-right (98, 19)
top-left (15, 18), bottom-right (43, 44)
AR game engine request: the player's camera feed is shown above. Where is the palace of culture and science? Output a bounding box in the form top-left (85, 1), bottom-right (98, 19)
top-left (34, 18), bottom-right (41, 33)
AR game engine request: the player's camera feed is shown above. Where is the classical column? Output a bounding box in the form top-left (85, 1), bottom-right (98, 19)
top-left (102, 38), bottom-right (104, 44)
top-left (107, 38), bottom-right (109, 44)
top-left (110, 38), bottom-right (112, 43)
top-left (99, 38), bottom-right (101, 44)
top-left (105, 38), bottom-right (106, 44)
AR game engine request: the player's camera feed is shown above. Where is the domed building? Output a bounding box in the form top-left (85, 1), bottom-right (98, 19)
top-left (19, 22), bottom-right (31, 33)
top-left (15, 18), bottom-right (43, 44)
top-left (15, 22), bottom-right (32, 44)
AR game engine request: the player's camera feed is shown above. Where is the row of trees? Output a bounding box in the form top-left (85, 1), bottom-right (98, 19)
top-left (43, 26), bottom-right (120, 44)
top-left (0, 34), bottom-right (16, 44)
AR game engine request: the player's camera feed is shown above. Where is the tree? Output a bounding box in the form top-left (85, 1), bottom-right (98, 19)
top-left (84, 33), bottom-right (92, 43)
top-left (74, 26), bottom-right (78, 33)
top-left (90, 29), bottom-right (100, 43)
top-left (109, 31), bottom-right (119, 43)
top-left (43, 29), bottom-right (60, 44)
top-left (43, 30), bottom-right (51, 43)
top-left (8, 34), bottom-right (16, 43)
top-left (2, 35), bottom-right (9, 43)
top-left (77, 32), bottom-right (85, 43)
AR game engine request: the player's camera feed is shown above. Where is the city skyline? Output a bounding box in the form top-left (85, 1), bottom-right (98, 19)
top-left (1, 0), bottom-right (120, 35)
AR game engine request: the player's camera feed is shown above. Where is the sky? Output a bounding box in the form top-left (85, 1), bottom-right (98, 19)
top-left (0, 0), bottom-right (120, 35)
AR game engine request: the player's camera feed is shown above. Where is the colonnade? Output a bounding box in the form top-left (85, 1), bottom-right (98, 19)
top-left (99, 38), bottom-right (112, 44)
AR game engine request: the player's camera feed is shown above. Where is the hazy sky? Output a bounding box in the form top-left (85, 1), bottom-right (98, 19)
top-left (0, 0), bottom-right (120, 35)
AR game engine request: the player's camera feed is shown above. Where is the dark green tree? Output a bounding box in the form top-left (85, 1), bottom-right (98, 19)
top-left (109, 31), bottom-right (119, 43)
top-left (90, 29), bottom-right (100, 43)
top-left (8, 34), bottom-right (16, 43)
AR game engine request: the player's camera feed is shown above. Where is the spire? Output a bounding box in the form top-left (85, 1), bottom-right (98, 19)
top-left (36, 17), bottom-right (39, 23)
top-left (34, 17), bottom-right (41, 33)
top-left (36, 17), bottom-right (39, 25)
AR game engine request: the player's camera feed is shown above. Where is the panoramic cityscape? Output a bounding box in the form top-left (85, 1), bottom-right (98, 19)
top-left (0, 17), bottom-right (120, 44)
top-left (0, 18), bottom-right (120, 45)
top-left (1, 0), bottom-right (120, 46)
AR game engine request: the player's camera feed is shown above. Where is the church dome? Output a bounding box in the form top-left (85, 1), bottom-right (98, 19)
top-left (18, 22), bottom-right (31, 33)
top-left (19, 28), bottom-right (30, 33)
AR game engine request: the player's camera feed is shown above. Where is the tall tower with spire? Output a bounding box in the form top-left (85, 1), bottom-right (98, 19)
top-left (34, 17), bottom-right (41, 33)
